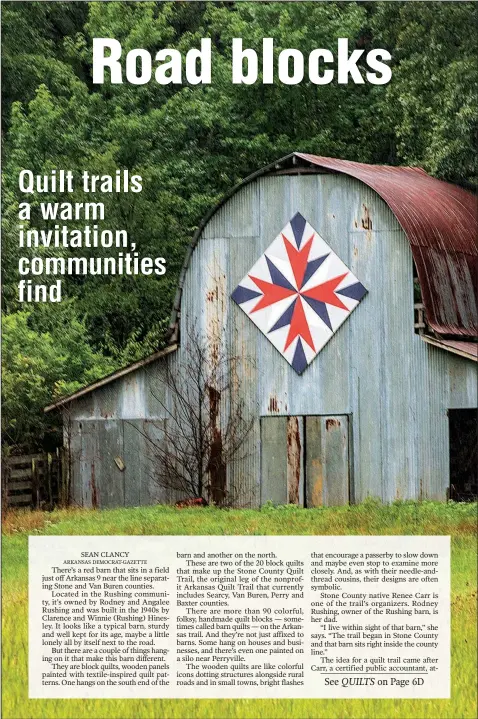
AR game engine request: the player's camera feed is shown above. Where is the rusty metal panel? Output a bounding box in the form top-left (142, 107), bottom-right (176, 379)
top-left (306, 416), bottom-right (349, 507)
top-left (260, 416), bottom-right (304, 506)
top-left (260, 416), bottom-right (288, 505)
top-left (413, 248), bottom-right (477, 337)
top-left (95, 421), bottom-right (124, 508)
top-left (286, 416), bottom-right (304, 505)
top-left (297, 153), bottom-right (478, 337)
top-left (305, 416), bottom-right (324, 507)
top-left (78, 421), bottom-right (98, 509)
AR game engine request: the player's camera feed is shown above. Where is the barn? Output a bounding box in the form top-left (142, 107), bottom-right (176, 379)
top-left (45, 153), bottom-right (478, 509)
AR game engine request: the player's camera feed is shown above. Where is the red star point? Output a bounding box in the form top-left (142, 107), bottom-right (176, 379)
top-left (302, 273), bottom-right (349, 311)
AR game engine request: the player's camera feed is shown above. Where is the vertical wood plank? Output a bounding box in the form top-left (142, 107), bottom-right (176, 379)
top-left (323, 416), bottom-right (349, 505)
top-left (306, 415), bottom-right (350, 506)
top-left (260, 416), bottom-right (288, 505)
top-left (305, 416), bottom-right (324, 507)
top-left (96, 421), bottom-right (124, 508)
top-left (122, 419), bottom-right (142, 507)
top-left (286, 416), bottom-right (304, 506)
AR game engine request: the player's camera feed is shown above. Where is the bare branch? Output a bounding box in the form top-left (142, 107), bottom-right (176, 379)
top-left (141, 327), bottom-right (256, 505)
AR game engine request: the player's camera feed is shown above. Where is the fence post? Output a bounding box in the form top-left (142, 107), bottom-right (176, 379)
top-left (2, 460), bottom-right (10, 511)
top-left (59, 446), bottom-right (69, 506)
top-left (46, 452), bottom-right (53, 509)
top-left (31, 458), bottom-right (40, 509)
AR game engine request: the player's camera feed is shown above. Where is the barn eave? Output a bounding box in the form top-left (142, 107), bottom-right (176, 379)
top-left (45, 153), bottom-right (477, 413)
top-left (420, 335), bottom-right (477, 362)
top-left (44, 343), bottom-right (178, 412)
top-left (168, 152), bottom-right (477, 342)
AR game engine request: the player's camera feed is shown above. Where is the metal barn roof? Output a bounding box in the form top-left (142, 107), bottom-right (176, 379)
top-left (296, 153), bottom-right (478, 338)
top-left (46, 153), bottom-right (477, 411)
top-left (170, 153), bottom-right (477, 340)
top-left (44, 344), bottom-right (178, 412)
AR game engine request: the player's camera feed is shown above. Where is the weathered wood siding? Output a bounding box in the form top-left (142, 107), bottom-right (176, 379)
top-left (66, 172), bottom-right (478, 507)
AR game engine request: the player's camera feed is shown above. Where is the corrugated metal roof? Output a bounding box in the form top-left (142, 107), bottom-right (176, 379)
top-left (296, 154), bottom-right (478, 337)
top-left (169, 152), bottom-right (477, 340)
top-left (46, 153), bottom-right (477, 412)
top-left (44, 344), bottom-right (178, 412)
top-left (421, 335), bottom-right (477, 362)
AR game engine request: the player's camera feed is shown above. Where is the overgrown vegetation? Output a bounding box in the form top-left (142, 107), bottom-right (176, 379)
top-left (144, 332), bottom-right (255, 505)
top-left (2, 1), bottom-right (477, 451)
top-left (2, 497), bottom-right (477, 538)
top-left (2, 501), bottom-right (477, 718)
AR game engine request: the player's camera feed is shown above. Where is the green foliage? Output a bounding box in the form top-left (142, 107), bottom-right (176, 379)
top-left (371, 2), bottom-right (478, 187)
top-left (1, 1), bottom-right (477, 450)
top-left (0, 1), bottom-right (88, 129)
top-left (1, 309), bottom-right (113, 451)
top-left (2, 503), bottom-right (477, 718)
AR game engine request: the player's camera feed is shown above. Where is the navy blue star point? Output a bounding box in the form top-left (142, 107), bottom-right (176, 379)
top-left (231, 214), bottom-right (368, 374)
top-left (290, 212), bottom-right (307, 248)
top-left (291, 338), bottom-right (308, 374)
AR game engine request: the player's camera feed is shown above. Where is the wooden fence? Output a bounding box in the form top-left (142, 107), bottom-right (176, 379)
top-left (2, 451), bottom-right (64, 510)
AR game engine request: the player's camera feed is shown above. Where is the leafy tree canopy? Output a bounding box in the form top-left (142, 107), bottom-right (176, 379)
top-left (2, 1), bottom-right (476, 451)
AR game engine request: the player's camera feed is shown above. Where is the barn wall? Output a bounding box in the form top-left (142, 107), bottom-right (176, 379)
top-left (66, 173), bottom-right (477, 507)
top-left (65, 356), bottom-right (180, 508)
top-left (66, 416), bottom-right (180, 509)
top-left (180, 173), bottom-right (477, 504)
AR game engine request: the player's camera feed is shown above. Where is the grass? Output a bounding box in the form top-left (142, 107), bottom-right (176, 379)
top-left (2, 500), bottom-right (477, 719)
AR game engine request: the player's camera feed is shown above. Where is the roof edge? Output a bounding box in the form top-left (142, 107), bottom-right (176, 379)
top-left (421, 335), bottom-right (477, 362)
top-left (44, 343), bottom-right (178, 412)
top-left (167, 152), bottom-right (302, 340)
top-left (167, 152), bottom-right (477, 342)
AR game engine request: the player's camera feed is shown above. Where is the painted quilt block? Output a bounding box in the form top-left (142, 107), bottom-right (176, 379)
top-left (231, 212), bottom-right (367, 374)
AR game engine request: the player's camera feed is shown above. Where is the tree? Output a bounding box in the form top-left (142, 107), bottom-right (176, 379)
top-left (1, 308), bottom-right (113, 452)
top-left (371, 1), bottom-right (478, 188)
top-left (2, 1), bottom-right (477, 454)
top-left (139, 332), bottom-right (255, 505)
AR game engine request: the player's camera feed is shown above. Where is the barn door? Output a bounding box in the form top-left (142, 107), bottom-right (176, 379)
top-left (260, 415), bottom-right (350, 507)
top-left (260, 417), bottom-right (305, 506)
top-left (305, 415), bottom-right (350, 506)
